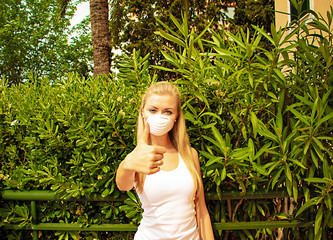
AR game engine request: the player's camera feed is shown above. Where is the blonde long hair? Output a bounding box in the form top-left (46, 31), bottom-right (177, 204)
top-left (135, 81), bottom-right (201, 198)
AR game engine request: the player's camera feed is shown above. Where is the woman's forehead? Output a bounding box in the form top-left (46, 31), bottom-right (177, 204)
top-left (145, 93), bottom-right (178, 108)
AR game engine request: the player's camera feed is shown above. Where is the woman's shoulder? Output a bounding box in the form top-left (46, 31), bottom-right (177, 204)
top-left (190, 147), bottom-right (200, 170)
top-left (190, 147), bottom-right (198, 158)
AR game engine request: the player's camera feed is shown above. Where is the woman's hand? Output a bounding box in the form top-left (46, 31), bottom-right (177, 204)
top-left (123, 123), bottom-right (166, 174)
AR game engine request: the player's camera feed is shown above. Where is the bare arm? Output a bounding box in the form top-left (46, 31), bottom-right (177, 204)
top-left (115, 153), bottom-right (136, 192)
top-left (192, 148), bottom-right (215, 240)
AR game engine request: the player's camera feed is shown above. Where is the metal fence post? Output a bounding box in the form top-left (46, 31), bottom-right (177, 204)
top-left (31, 200), bottom-right (38, 240)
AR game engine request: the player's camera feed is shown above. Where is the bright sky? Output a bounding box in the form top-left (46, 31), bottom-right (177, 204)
top-left (70, 1), bottom-right (90, 27)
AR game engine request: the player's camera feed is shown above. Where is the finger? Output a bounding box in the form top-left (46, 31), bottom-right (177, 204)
top-left (152, 146), bottom-right (167, 154)
top-left (152, 159), bottom-right (164, 166)
top-left (147, 166), bottom-right (160, 175)
top-left (156, 159), bottom-right (163, 166)
top-left (148, 153), bottom-right (163, 162)
top-left (139, 121), bottom-right (150, 145)
top-left (149, 159), bottom-right (163, 169)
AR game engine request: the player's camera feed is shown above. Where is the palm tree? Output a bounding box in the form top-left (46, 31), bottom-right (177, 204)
top-left (59, 0), bottom-right (110, 77)
top-left (90, 0), bottom-right (110, 76)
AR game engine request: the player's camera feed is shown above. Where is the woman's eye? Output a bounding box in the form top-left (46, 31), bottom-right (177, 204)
top-left (165, 111), bottom-right (172, 115)
top-left (149, 109), bottom-right (156, 113)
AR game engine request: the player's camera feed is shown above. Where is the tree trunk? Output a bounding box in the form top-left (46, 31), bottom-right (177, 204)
top-left (90, 0), bottom-right (110, 76)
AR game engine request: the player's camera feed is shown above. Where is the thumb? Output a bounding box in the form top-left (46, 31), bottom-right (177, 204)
top-left (139, 121), bottom-right (150, 145)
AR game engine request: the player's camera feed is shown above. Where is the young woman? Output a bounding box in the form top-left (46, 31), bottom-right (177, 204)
top-left (116, 81), bottom-right (214, 239)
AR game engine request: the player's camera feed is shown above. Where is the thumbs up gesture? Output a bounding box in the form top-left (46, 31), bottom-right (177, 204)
top-left (124, 123), bottom-right (166, 174)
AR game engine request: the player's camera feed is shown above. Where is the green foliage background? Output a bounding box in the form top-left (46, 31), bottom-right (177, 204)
top-left (109, 0), bottom-right (274, 74)
top-left (1, 5), bottom-right (333, 240)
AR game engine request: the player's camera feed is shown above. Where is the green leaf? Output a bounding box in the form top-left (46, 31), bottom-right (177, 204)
top-left (257, 127), bottom-right (279, 143)
top-left (304, 178), bottom-right (331, 184)
top-left (211, 126), bottom-right (226, 150)
top-left (275, 213), bottom-right (291, 220)
top-left (231, 147), bottom-right (251, 160)
top-left (296, 197), bottom-right (320, 217)
top-left (194, 19), bottom-right (214, 43)
top-left (225, 31), bottom-right (246, 49)
top-left (315, 112), bottom-right (333, 131)
top-left (127, 191), bottom-right (138, 203)
top-left (126, 209), bottom-right (139, 218)
top-left (205, 156), bottom-right (223, 167)
top-left (252, 25), bottom-right (275, 46)
top-left (119, 205), bottom-right (133, 212)
top-left (273, 68), bottom-right (286, 83)
top-left (285, 164), bottom-right (292, 183)
top-left (256, 203), bottom-right (265, 216)
top-left (315, 205), bottom-right (323, 235)
top-left (310, 150), bottom-right (319, 168)
top-left (289, 94), bottom-right (312, 107)
top-left (155, 17), bottom-right (182, 39)
top-left (199, 112), bottom-right (223, 123)
top-left (202, 135), bottom-right (222, 152)
top-left (154, 30), bottom-right (186, 47)
top-left (266, 160), bottom-right (280, 174)
top-left (169, 12), bottom-right (187, 38)
top-left (221, 167), bottom-right (227, 181)
top-left (289, 159), bottom-right (307, 169)
top-left (214, 47), bottom-right (243, 58)
top-left (152, 65), bottom-right (179, 72)
top-left (252, 162), bottom-right (269, 176)
top-left (101, 188), bottom-right (110, 198)
top-left (124, 199), bottom-right (138, 207)
top-left (288, 108), bottom-right (310, 126)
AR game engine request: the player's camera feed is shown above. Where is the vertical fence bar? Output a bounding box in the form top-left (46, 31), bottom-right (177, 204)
top-left (31, 200), bottom-right (38, 240)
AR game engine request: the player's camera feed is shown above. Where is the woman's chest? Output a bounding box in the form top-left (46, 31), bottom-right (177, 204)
top-left (141, 158), bottom-right (195, 204)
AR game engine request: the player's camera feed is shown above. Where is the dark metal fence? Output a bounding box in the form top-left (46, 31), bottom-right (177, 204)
top-left (1, 190), bottom-right (313, 239)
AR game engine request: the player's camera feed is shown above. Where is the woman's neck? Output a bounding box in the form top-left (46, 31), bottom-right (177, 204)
top-left (150, 134), bottom-right (174, 149)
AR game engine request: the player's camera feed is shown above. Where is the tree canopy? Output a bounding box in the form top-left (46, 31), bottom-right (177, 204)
top-left (0, 0), bottom-right (93, 85)
top-left (233, 0), bottom-right (274, 32)
top-left (110, 0), bottom-right (274, 66)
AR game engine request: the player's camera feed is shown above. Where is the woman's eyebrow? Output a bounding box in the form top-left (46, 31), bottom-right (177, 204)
top-left (147, 105), bottom-right (175, 110)
top-left (147, 105), bottom-right (158, 108)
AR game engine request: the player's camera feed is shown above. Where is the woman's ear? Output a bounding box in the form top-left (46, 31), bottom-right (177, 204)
top-left (141, 109), bottom-right (146, 122)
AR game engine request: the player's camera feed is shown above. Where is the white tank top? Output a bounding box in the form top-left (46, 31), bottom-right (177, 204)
top-left (134, 154), bottom-right (199, 240)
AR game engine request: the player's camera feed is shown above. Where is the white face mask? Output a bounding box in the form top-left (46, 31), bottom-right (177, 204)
top-left (146, 114), bottom-right (174, 136)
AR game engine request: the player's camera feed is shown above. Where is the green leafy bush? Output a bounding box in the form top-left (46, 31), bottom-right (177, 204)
top-left (0, 60), bottom-right (151, 239)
